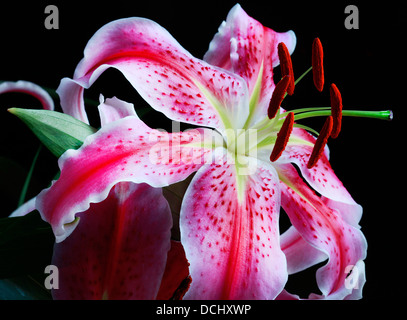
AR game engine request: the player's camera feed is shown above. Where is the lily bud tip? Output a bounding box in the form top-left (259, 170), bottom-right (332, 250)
top-left (388, 110), bottom-right (394, 121)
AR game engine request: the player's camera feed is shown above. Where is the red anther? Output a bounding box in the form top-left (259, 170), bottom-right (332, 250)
top-left (330, 83), bottom-right (343, 138)
top-left (270, 112), bottom-right (295, 162)
top-left (312, 38), bottom-right (324, 92)
top-left (268, 75), bottom-right (291, 119)
top-left (307, 116), bottom-right (333, 169)
top-left (278, 42), bottom-right (295, 95)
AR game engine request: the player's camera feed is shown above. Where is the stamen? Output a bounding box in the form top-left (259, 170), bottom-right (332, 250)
top-left (270, 112), bottom-right (295, 162)
top-left (278, 42), bottom-right (295, 95)
top-left (330, 83), bottom-right (343, 138)
top-left (312, 38), bottom-right (324, 92)
top-left (307, 116), bottom-right (333, 169)
top-left (268, 75), bottom-right (290, 119)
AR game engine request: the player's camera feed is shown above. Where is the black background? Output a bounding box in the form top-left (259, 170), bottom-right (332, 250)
top-left (0, 0), bottom-right (404, 300)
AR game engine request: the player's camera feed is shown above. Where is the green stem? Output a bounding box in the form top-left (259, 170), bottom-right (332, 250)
top-left (18, 145), bottom-right (42, 207)
top-left (294, 66), bottom-right (313, 86)
top-left (291, 107), bottom-right (331, 114)
top-left (293, 109), bottom-right (393, 121)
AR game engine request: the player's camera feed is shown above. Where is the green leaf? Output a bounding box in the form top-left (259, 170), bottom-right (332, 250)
top-left (8, 108), bottom-right (97, 158)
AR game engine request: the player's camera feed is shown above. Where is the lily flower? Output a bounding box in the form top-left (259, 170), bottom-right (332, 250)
top-left (37, 4), bottom-right (390, 299)
top-left (0, 80), bottom-right (54, 111)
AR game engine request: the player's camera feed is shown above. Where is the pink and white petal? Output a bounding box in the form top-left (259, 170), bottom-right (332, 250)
top-left (278, 260), bottom-right (365, 300)
top-left (36, 114), bottom-right (222, 242)
top-left (98, 95), bottom-right (137, 127)
top-left (204, 4), bottom-right (296, 123)
top-left (57, 77), bottom-right (88, 122)
top-left (280, 226), bottom-right (327, 275)
top-left (8, 197), bottom-right (36, 217)
top-left (58, 17), bottom-right (250, 130)
top-left (322, 196), bottom-right (363, 228)
top-left (343, 260), bottom-right (366, 300)
top-left (181, 153), bottom-right (287, 299)
top-left (51, 182), bottom-right (172, 300)
top-left (275, 289), bottom-right (300, 300)
top-left (277, 164), bottom-right (367, 299)
top-left (0, 80), bottom-right (54, 110)
top-left (279, 128), bottom-right (360, 207)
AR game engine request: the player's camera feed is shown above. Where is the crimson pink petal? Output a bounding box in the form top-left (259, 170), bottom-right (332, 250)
top-left (37, 112), bottom-right (220, 242)
top-left (181, 153), bottom-right (287, 299)
top-left (204, 4), bottom-right (296, 123)
top-left (57, 17), bottom-right (249, 129)
top-left (51, 182), bottom-right (172, 300)
top-left (156, 240), bottom-right (190, 300)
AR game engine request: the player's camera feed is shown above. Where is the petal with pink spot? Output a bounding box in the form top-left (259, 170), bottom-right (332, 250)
top-left (279, 128), bottom-right (359, 206)
top-left (37, 112), bottom-right (222, 242)
top-left (280, 226), bottom-right (327, 275)
top-left (277, 164), bottom-right (367, 299)
top-left (181, 153), bottom-right (287, 299)
top-left (57, 17), bottom-right (250, 130)
top-left (204, 4), bottom-right (296, 124)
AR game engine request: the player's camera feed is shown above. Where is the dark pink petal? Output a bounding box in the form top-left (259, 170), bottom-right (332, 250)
top-left (181, 153), bottom-right (287, 299)
top-left (204, 4), bottom-right (296, 124)
top-left (52, 182), bottom-right (172, 300)
top-left (0, 80), bottom-right (54, 110)
top-left (37, 112), bottom-right (221, 242)
top-left (57, 17), bottom-right (250, 129)
top-left (277, 164), bottom-right (367, 299)
top-left (156, 241), bottom-right (190, 300)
